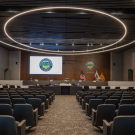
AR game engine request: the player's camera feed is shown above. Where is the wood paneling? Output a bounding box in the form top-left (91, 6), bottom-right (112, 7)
top-left (21, 51), bottom-right (110, 81)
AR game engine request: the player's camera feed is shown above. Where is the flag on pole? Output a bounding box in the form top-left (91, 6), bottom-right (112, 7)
top-left (80, 70), bottom-right (86, 81)
top-left (100, 72), bottom-right (105, 81)
top-left (94, 71), bottom-right (100, 80)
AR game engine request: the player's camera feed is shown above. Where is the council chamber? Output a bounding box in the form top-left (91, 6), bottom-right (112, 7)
top-left (0, 1), bottom-right (135, 135)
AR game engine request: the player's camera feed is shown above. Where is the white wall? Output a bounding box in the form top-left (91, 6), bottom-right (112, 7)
top-left (9, 51), bottom-right (21, 80)
top-left (0, 47), bottom-right (9, 80)
top-left (108, 81), bottom-right (135, 86)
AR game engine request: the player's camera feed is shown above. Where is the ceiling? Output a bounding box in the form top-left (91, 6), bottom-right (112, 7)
top-left (0, 0), bottom-right (135, 53)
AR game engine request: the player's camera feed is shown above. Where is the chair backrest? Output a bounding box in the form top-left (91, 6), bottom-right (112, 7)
top-left (10, 85), bottom-right (15, 88)
top-left (112, 116), bottom-right (135, 135)
top-left (96, 86), bottom-right (101, 89)
top-left (96, 104), bottom-right (116, 126)
top-left (11, 98), bottom-right (26, 107)
top-left (84, 96), bottom-right (95, 103)
top-left (92, 93), bottom-right (101, 98)
top-left (13, 104), bottom-right (34, 126)
top-left (0, 116), bottom-right (18, 135)
top-left (40, 93), bottom-right (50, 99)
top-left (120, 99), bottom-right (134, 105)
top-left (27, 98), bottom-right (42, 116)
top-left (84, 86), bottom-right (89, 91)
top-left (9, 93), bottom-right (19, 95)
top-left (113, 94), bottom-right (122, 97)
top-left (97, 96), bottom-right (108, 103)
top-left (118, 105), bottom-right (135, 115)
top-left (115, 87), bottom-right (120, 89)
top-left (0, 104), bottom-right (12, 115)
top-left (105, 87), bottom-right (110, 89)
top-left (121, 96), bottom-right (134, 99)
top-left (128, 87), bottom-right (134, 91)
top-left (30, 93), bottom-right (39, 97)
top-left (0, 95), bottom-right (9, 98)
top-left (110, 96), bottom-right (121, 102)
top-left (35, 95), bottom-right (46, 103)
top-left (10, 95), bottom-right (21, 99)
top-left (89, 99), bottom-right (103, 115)
top-left (105, 99), bottom-right (119, 109)
top-left (22, 95), bottom-right (34, 102)
top-left (0, 98), bottom-right (11, 104)
top-left (81, 93), bottom-right (89, 99)
top-left (0, 93), bottom-right (8, 95)
top-left (122, 94), bottom-right (132, 97)
top-left (19, 93), bottom-right (29, 96)
top-left (102, 94), bottom-right (111, 98)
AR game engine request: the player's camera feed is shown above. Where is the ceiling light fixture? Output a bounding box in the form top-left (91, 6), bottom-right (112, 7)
top-left (87, 43), bottom-right (90, 46)
top-left (30, 43), bottom-right (32, 45)
top-left (72, 43), bottom-right (74, 46)
top-left (3, 7), bottom-right (127, 55)
top-left (56, 43), bottom-right (58, 46)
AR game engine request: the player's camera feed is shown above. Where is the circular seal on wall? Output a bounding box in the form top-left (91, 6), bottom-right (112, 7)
top-left (85, 61), bottom-right (95, 71)
top-left (39, 58), bottom-right (53, 72)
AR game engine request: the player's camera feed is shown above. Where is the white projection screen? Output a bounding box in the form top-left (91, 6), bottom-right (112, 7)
top-left (30, 56), bottom-right (62, 74)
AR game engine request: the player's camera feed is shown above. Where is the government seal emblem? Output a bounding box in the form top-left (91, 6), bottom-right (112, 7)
top-left (39, 58), bottom-right (53, 72)
top-left (85, 61), bottom-right (95, 71)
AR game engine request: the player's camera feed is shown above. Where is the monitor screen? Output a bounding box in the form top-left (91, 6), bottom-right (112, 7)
top-left (30, 56), bottom-right (62, 74)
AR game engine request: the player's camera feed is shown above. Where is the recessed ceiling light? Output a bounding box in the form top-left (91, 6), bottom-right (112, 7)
top-left (42, 43), bottom-right (44, 45)
top-left (56, 43), bottom-right (58, 46)
top-left (52, 20), bottom-right (56, 23)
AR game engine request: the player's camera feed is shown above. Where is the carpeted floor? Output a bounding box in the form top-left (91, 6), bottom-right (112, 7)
top-left (26, 95), bottom-right (103, 135)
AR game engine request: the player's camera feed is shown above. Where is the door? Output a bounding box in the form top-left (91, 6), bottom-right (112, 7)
top-left (128, 69), bottom-right (133, 81)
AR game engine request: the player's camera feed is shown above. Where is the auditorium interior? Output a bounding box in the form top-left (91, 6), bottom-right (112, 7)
top-left (1, 1), bottom-right (135, 135)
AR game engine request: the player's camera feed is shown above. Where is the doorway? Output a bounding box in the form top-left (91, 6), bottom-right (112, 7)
top-left (128, 69), bottom-right (133, 81)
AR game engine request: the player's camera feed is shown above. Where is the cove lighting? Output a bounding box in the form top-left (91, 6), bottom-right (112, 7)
top-left (3, 7), bottom-right (127, 55)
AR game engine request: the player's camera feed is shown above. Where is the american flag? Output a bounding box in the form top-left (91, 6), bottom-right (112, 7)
top-left (80, 71), bottom-right (86, 81)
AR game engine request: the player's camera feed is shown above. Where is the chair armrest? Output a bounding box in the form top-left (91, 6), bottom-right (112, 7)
top-left (82, 99), bottom-right (84, 109)
top-left (115, 109), bottom-right (118, 116)
top-left (53, 93), bottom-right (55, 100)
top-left (103, 120), bottom-right (111, 135)
top-left (42, 102), bottom-right (45, 116)
top-left (76, 93), bottom-right (78, 100)
top-left (92, 109), bottom-right (96, 126)
top-left (33, 108), bottom-right (38, 126)
top-left (17, 120), bottom-right (26, 135)
top-left (12, 109), bottom-right (14, 116)
top-left (49, 96), bottom-right (51, 105)
top-left (85, 103), bottom-right (89, 111)
top-left (45, 99), bottom-right (49, 109)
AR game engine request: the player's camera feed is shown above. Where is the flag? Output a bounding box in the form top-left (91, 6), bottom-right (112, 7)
top-left (94, 71), bottom-right (100, 80)
top-left (80, 70), bottom-right (86, 81)
top-left (100, 72), bottom-right (105, 81)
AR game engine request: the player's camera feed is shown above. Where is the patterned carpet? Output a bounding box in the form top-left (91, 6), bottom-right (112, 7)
top-left (26, 95), bottom-right (103, 135)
